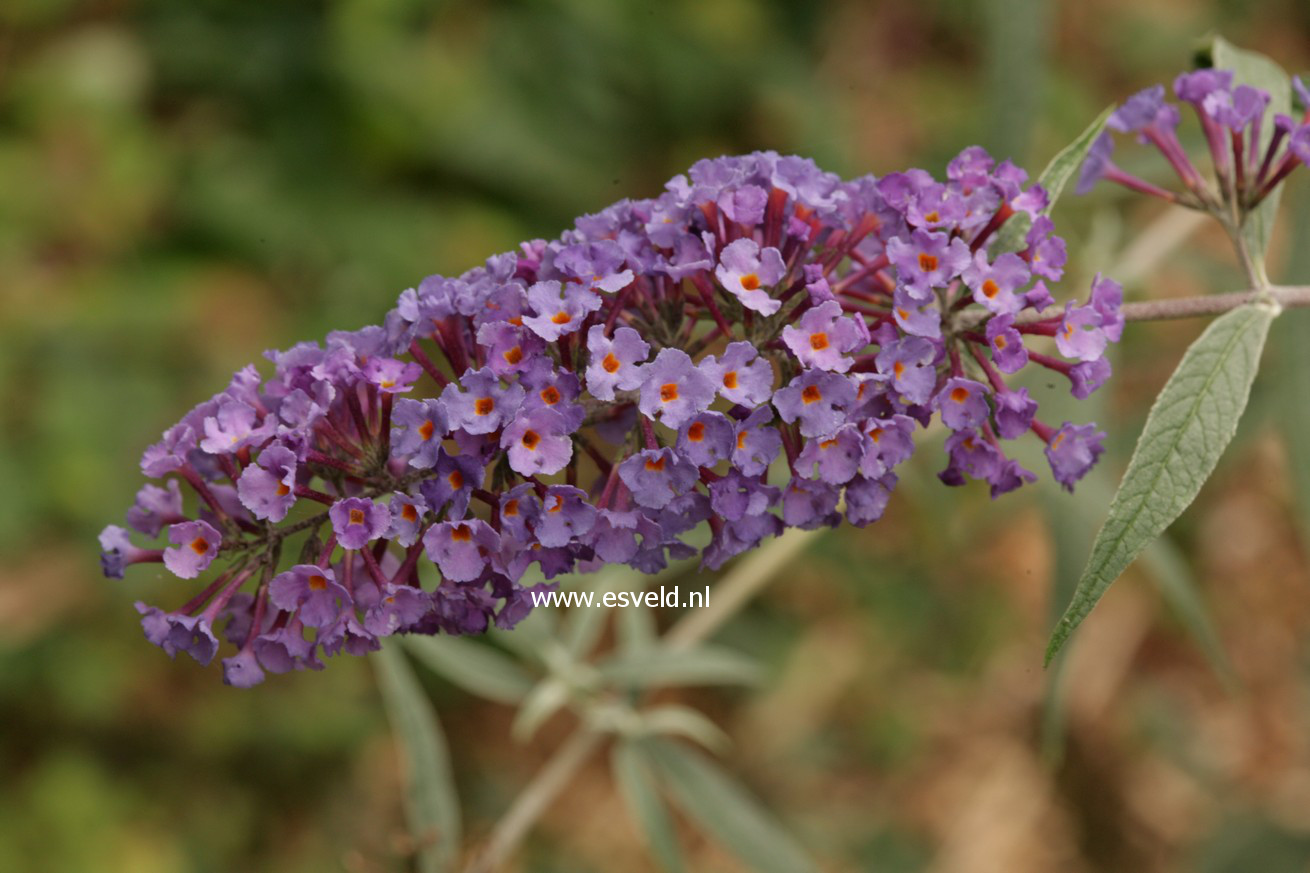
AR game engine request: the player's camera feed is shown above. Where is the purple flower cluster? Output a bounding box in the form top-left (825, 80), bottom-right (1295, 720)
top-left (1078, 69), bottom-right (1310, 211)
top-left (101, 149), bottom-right (1119, 685)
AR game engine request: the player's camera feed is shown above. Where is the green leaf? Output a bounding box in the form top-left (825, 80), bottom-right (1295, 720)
top-left (1046, 303), bottom-right (1277, 663)
top-left (1211, 36), bottom-right (1292, 259)
top-left (596, 646), bottom-right (761, 690)
top-left (635, 705), bottom-right (731, 752)
top-left (404, 635), bottom-right (536, 705)
top-left (991, 104), bottom-right (1114, 254)
top-left (646, 739), bottom-right (817, 873)
top-left (374, 645), bottom-right (462, 873)
top-left (611, 741), bottom-right (686, 873)
top-left (511, 677), bottom-right (572, 742)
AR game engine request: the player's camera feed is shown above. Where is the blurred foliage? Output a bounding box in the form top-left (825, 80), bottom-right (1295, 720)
top-left (3, 0), bottom-right (1310, 871)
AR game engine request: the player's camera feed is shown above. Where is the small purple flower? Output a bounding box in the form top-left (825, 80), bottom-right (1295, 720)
top-left (222, 650), bottom-right (266, 688)
top-left (136, 604), bottom-right (221, 665)
top-left (732, 407), bottom-right (783, 476)
top-left (440, 367), bottom-right (524, 435)
top-left (391, 398), bottom-right (448, 468)
top-left (935, 378), bottom-right (990, 431)
top-left (985, 314), bottom-right (1028, 374)
top-left (717, 184), bottom-right (768, 226)
top-left (1089, 273), bottom-right (1124, 342)
top-left (988, 458), bottom-right (1037, 499)
top-left (844, 473), bottom-right (897, 527)
top-left (796, 425), bottom-right (864, 485)
top-left (254, 621), bottom-right (322, 673)
top-left (714, 238), bottom-right (787, 315)
top-left (140, 422), bottom-right (197, 477)
top-left (200, 399), bottom-right (272, 455)
top-left (330, 497), bottom-right (391, 550)
top-left (1069, 357), bottom-right (1112, 399)
top-left (424, 519), bottom-right (501, 582)
top-left (498, 483), bottom-right (542, 544)
top-left (270, 564), bottom-right (352, 628)
top-left (363, 357), bottom-right (423, 393)
top-left (126, 480), bottom-right (186, 538)
top-left (1026, 217), bottom-right (1067, 282)
top-left (962, 251), bottom-right (1028, 315)
top-left (939, 429), bottom-right (1001, 487)
top-left (1056, 301), bottom-right (1108, 362)
top-left (774, 371), bottom-right (857, 439)
top-left (994, 388), bottom-right (1037, 439)
top-left (875, 336), bottom-right (937, 406)
top-left (99, 525), bottom-right (162, 579)
top-left (708, 470), bottom-right (779, 522)
top-left (163, 520), bottom-right (221, 579)
top-left (536, 486), bottom-right (598, 547)
top-left (588, 510), bottom-right (647, 564)
top-left (890, 288), bottom-right (942, 340)
top-left (1046, 422), bottom-right (1106, 492)
top-left (585, 325), bottom-right (650, 401)
top-left (618, 448), bottom-right (699, 509)
top-left (887, 228), bottom-right (970, 299)
top-left (501, 406), bottom-right (573, 476)
top-left (860, 415), bottom-right (916, 478)
top-left (522, 279), bottom-right (602, 341)
top-left (700, 342), bottom-right (775, 407)
top-left (418, 450), bottom-right (483, 519)
top-left (781, 301), bottom-right (870, 372)
top-left (1174, 69), bottom-right (1233, 106)
top-left (387, 492), bottom-right (428, 547)
top-left (320, 612), bottom-right (381, 657)
top-left (237, 443), bottom-right (299, 522)
top-left (676, 412), bottom-right (735, 467)
top-left (638, 349), bottom-right (716, 429)
top-left (363, 586), bottom-right (430, 637)
top-left (782, 477), bottom-right (841, 530)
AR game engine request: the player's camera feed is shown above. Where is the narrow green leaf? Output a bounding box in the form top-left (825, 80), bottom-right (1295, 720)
top-left (611, 741), bottom-right (687, 873)
top-left (1037, 104), bottom-right (1116, 210)
top-left (636, 705), bottom-right (731, 752)
top-left (1211, 36), bottom-right (1292, 258)
top-left (374, 645), bottom-right (462, 873)
top-left (645, 740), bottom-right (817, 873)
top-left (991, 104), bottom-right (1115, 254)
top-left (617, 603), bottom-right (658, 654)
top-left (404, 635), bottom-right (536, 705)
top-left (1046, 303), bottom-right (1277, 663)
top-left (596, 646), bottom-right (761, 690)
top-left (511, 677), bottom-right (572, 742)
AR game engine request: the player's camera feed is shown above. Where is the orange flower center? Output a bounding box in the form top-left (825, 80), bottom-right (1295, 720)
top-left (309, 575), bottom-right (328, 591)
top-left (418, 420), bottom-right (436, 441)
top-left (474, 397), bottom-right (495, 416)
top-left (995, 335), bottom-right (1008, 350)
top-left (923, 210), bottom-right (940, 223)
top-left (736, 431), bottom-right (748, 450)
top-left (503, 345), bottom-right (524, 365)
top-left (869, 427), bottom-right (884, 443)
top-left (801, 385), bottom-right (822, 404)
top-left (660, 383), bottom-right (679, 403)
top-left (448, 470), bottom-right (464, 490)
top-left (190, 537), bottom-right (209, 555)
top-left (602, 353), bottom-right (620, 373)
top-left (539, 386), bottom-right (561, 405)
top-left (687, 422), bottom-right (705, 442)
top-left (276, 483), bottom-right (291, 497)
top-left (982, 279), bottom-right (999, 298)
top-left (809, 332), bottom-right (829, 351)
top-left (451, 524), bottom-right (472, 542)
top-left (950, 387), bottom-right (969, 404)
top-left (402, 504), bottom-right (418, 521)
top-left (645, 456), bottom-right (666, 472)
top-left (552, 311), bottom-right (571, 325)
top-left (349, 508), bottom-right (366, 525)
top-left (521, 430), bottom-right (540, 449)
top-left (918, 253), bottom-right (938, 272)
top-left (740, 273), bottom-right (761, 291)
top-left (722, 371), bottom-right (738, 390)
top-left (893, 361), bottom-right (905, 379)
top-left (504, 499), bottom-right (519, 516)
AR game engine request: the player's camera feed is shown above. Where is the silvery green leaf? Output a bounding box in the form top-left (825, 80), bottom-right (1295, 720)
top-left (646, 739), bottom-right (817, 873)
top-left (374, 645), bottom-right (461, 873)
top-left (635, 705), bottom-right (730, 753)
top-left (1046, 303), bottom-right (1277, 663)
top-left (404, 635), bottom-right (535, 705)
top-left (596, 646), bottom-right (761, 690)
top-left (510, 677), bottom-right (571, 742)
top-left (611, 741), bottom-right (686, 873)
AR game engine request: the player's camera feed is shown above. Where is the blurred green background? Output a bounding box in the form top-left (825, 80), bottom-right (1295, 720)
top-left (4, 0), bottom-right (1310, 870)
